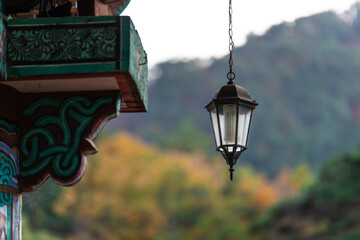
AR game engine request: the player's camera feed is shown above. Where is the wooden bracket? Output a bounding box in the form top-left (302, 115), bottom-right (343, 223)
top-left (18, 90), bottom-right (121, 192)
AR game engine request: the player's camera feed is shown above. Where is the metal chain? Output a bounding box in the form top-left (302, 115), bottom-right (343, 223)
top-left (227, 0), bottom-right (236, 82)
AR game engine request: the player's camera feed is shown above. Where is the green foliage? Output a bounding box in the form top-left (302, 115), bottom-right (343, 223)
top-left (22, 216), bottom-right (62, 240)
top-left (22, 180), bottom-right (72, 238)
top-left (252, 144), bottom-right (360, 240)
top-left (160, 120), bottom-right (212, 152)
top-left (311, 153), bottom-right (360, 204)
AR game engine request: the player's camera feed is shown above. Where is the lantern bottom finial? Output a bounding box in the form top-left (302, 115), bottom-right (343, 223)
top-left (229, 166), bottom-right (234, 181)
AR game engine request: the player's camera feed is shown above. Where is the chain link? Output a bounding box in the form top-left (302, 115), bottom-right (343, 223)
top-left (227, 0), bottom-right (235, 82)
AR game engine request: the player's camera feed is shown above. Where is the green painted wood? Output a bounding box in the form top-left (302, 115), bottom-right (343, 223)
top-left (6, 16), bottom-right (148, 111)
top-left (10, 62), bottom-right (117, 77)
top-left (18, 92), bottom-right (121, 191)
top-left (0, 1), bottom-right (6, 80)
top-left (119, 16), bottom-right (148, 110)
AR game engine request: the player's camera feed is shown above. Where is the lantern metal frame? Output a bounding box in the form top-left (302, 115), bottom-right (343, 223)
top-left (205, 81), bottom-right (258, 180)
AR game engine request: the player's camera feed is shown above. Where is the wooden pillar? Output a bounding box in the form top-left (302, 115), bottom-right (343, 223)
top-left (0, 85), bottom-right (21, 240)
top-left (0, 4), bottom-right (21, 239)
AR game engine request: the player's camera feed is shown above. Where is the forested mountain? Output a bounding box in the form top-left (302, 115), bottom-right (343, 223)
top-left (111, 3), bottom-right (360, 176)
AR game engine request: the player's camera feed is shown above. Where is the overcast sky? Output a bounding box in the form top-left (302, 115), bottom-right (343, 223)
top-left (122, 0), bottom-right (357, 68)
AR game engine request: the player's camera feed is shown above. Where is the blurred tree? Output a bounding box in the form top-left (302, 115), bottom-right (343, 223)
top-left (161, 120), bottom-right (212, 152)
top-left (48, 133), bottom-right (309, 239)
top-left (252, 144), bottom-right (360, 240)
top-left (22, 216), bottom-right (62, 240)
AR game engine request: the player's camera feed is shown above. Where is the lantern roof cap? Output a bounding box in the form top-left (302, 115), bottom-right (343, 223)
top-left (205, 81), bottom-right (258, 110)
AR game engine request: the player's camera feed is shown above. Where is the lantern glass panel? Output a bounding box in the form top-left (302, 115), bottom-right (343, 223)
top-left (218, 104), bottom-right (237, 145)
top-left (237, 106), bottom-right (252, 147)
top-left (210, 106), bottom-right (221, 147)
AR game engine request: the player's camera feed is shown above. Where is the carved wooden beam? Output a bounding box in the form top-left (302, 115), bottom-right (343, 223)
top-left (6, 16), bottom-right (148, 112)
top-left (18, 90), bottom-right (121, 191)
top-left (1, 16), bottom-right (148, 187)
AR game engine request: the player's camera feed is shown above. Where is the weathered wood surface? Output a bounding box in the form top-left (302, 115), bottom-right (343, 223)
top-left (5, 16), bottom-right (148, 112)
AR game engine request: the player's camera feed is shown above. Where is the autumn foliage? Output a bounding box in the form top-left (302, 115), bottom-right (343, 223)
top-left (23, 133), bottom-right (311, 240)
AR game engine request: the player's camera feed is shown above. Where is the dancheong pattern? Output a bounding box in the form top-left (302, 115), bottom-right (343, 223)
top-left (0, 151), bottom-right (16, 207)
top-left (0, 85), bottom-right (21, 239)
top-left (0, 2), bottom-right (6, 79)
top-left (20, 96), bottom-right (113, 180)
top-left (8, 26), bottom-right (117, 64)
top-left (0, 119), bottom-right (19, 207)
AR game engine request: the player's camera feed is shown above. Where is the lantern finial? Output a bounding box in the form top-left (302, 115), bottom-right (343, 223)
top-left (229, 166), bottom-right (234, 181)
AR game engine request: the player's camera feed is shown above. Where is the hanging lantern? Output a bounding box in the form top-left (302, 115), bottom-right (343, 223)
top-left (205, 81), bottom-right (257, 180)
top-left (205, 0), bottom-right (258, 180)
